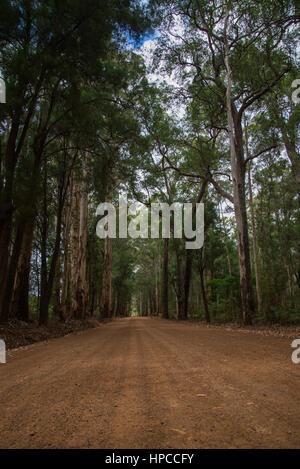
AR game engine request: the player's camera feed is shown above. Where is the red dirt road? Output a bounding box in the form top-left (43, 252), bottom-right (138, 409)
top-left (0, 317), bottom-right (299, 448)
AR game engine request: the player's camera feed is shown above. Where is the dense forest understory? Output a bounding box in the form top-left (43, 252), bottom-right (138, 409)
top-left (0, 0), bottom-right (299, 333)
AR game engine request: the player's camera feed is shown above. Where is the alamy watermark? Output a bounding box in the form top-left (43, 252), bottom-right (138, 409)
top-left (0, 339), bottom-right (6, 364)
top-left (291, 339), bottom-right (300, 364)
top-left (95, 194), bottom-right (204, 249)
top-left (291, 79), bottom-right (300, 104)
top-left (0, 78), bottom-right (6, 103)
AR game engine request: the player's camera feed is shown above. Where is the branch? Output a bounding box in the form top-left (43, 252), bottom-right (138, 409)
top-left (162, 154), bottom-right (204, 180)
top-left (238, 68), bottom-right (290, 119)
top-left (193, 179), bottom-right (208, 208)
top-left (244, 144), bottom-right (277, 165)
top-left (208, 174), bottom-right (234, 204)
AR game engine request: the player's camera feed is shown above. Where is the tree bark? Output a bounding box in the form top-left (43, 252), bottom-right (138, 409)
top-left (0, 77), bottom-right (44, 319)
top-left (39, 207), bottom-right (63, 326)
top-left (183, 249), bottom-right (193, 319)
top-left (1, 220), bottom-right (25, 321)
top-left (100, 236), bottom-right (112, 318)
top-left (70, 176), bottom-right (80, 318)
top-left (245, 122), bottom-right (263, 316)
top-left (53, 246), bottom-right (63, 321)
top-left (75, 155), bottom-right (89, 319)
top-left (220, 204), bottom-right (232, 276)
top-left (12, 216), bottom-right (35, 321)
top-left (61, 181), bottom-right (73, 318)
top-left (224, 10), bottom-right (254, 324)
top-left (175, 247), bottom-right (186, 320)
top-left (39, 166), bottom-right (66, 326)
top-left (183, 179), bottom-right (207, 318)
top-left (161, 238), bottom-right (169, 319)
top-left (198, 248), bottom-right (210, 323)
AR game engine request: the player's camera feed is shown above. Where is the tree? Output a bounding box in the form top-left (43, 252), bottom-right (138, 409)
top-left (152, 0), bottom-right (297, 323)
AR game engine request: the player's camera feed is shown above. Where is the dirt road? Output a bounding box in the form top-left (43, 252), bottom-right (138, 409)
top-left (0, 317), bottom-right (299, 448)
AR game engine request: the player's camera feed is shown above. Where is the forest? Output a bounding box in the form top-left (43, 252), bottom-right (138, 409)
top-left (0, 0), bottom-right (299, 330)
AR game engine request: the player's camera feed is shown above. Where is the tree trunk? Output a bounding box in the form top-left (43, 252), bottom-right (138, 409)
top-left (182, 179), bottom-right (207, 319)
top-left (139, 292), bottom-right (142, 316)
top-left (198, 248), bottom-right (210, 323)
top-left (183, 249), bottom-right (193, 319)
top-left (224, 14), bottom-right (254, 325)
top-left (0, 122), bottom-right (22, 318)
top-left (39, 208), bottom-right (63, 326)
top-left (245, 123), bottom-right (263, 316)
top-left (70, 176), bottom-right (80, 318)
top-left (0, 84), bottom-right (43, 320)
top-left (0, 214), bottom-right (13, 321)
top-left (61, 181), bottom-right (73, 318)
top-left (176, 247), bottom-right (186, 320)
top-left (39, 165), bottom-right (65, 326)
top-left (161, 238), bottom-right (169, 319)
top-left (12, 217), bottom-right (35, 321)
top-left (100, 236), bottom-right (112, 318)
top-left (53, 247), bottom-right (63, 321)
top-left (155, 259), bottom-right (159, 316)
top-left (75, 155), bottom-right (89, 320)
top-left (1, 220), bottom-right (24, 321)
top-left (220, 204), bottom-right (232, 276)
top-left (231, 143), bottom-right (254, 325)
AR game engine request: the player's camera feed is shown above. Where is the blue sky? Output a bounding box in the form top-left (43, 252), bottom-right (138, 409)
top-left (135, 31), bottom-right (159, 48)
